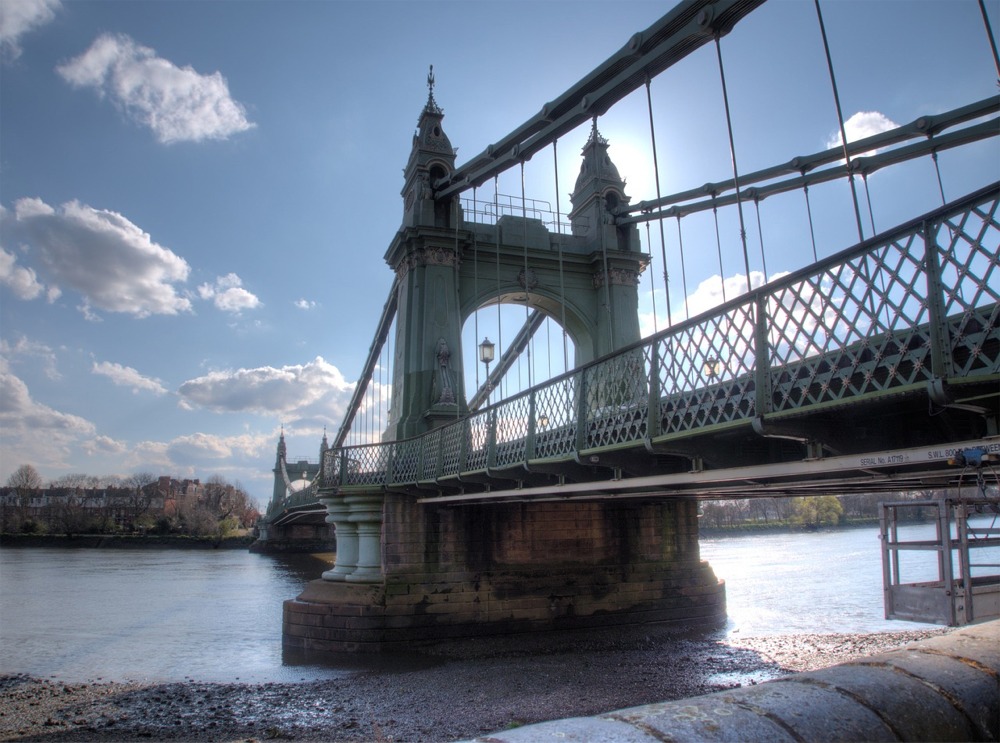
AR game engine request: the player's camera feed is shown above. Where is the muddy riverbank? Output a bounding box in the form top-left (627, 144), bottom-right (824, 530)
top-left (0, 627), bottom-right (946, 742)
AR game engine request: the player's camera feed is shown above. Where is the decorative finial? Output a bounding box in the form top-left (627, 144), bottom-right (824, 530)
top-left (583, 119), bottom-right (609, 152)
top-left (423, 64), bottom-right (443, 115)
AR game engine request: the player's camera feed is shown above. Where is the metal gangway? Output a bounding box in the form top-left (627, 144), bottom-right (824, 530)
top-left (881, 471), bottom-right (1000, 626)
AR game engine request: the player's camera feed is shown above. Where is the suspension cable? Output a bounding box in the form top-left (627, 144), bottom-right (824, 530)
top-left (929, 149), bottom-right (959, 303)
top-left (546, 316), bottom-right (551, 380)
top-left (645, 221), bottom-right (659, 333)
top-left (472, 187), bottom-right (480, 393)
top-left (931, 150), bottom-right (948, 205)
top-left (645, 78), bottom-right (672, 327)
top-left (369, 364), bottom-right (374, 442)
top-left (675, 215), bottom-right (690, 321)
top-left (861, 172), bottom-right (877, 235)
top-left (553, 139), bottom-right (570, 371)
top-left (494, 174), bottom-right (503, 401)
top-left (752, 194), bottom-right (769, 283)
top-left (594, 117), bottom-right (615, 351)
top-left (520, 161), bottom-right (533, 389)
top-left (712, 201), bottom-right (727, 303)
top-left (386, 316), bottom-right (393, 433)
top-left (378, 327), bottom-right (383, 440)
top-left (814, 0), bottom-right (865, 244)
top-left (803, 183), bottom-right (819, 262)
top-left (453, 194), bottom-right (462, 419)
top-left (858, 169), bottom-right (890, 320)
top-left (714, 35), bottom-right (752, 292)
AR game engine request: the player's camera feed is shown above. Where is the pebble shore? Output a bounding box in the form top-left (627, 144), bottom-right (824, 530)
top-left (0, 628), bottom-right (946, 742)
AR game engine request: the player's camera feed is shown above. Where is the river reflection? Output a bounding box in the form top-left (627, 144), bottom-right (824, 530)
top-left (701, 516), bottom-right (998, 637)
top-left (1, 519), bottom-right (995, 683)
top-left (0, 549), bottom-right (345, 683)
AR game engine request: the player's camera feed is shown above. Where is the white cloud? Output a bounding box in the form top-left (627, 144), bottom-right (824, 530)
top-left (0, 246), bottom-right (45, 299)
top-left (92, 360), bottom-right (168, 396)
top-left (0, 363), bottom-right (274, 490)
top-left (0, 335), bottom-right (60, 379)
top-left (0, 0), bottom-right (60, 60)
top-left (826, 111), bottom-right (899, 152)
top-left (683, 270), bottom-right (773, 319)
top-left (0, 370), bottom-right (97, 480)
top-left (116, 432), bottom-right (271, 485)
top-left (82, 435), bottom-right (128, 456)
top-left (56, 33), bottom-right (255, 144)
top-left (177, 356), bottom-right (355, 423)
top-left (197, 272), bottom-right (261, 314)
top-left (1, 197), bottom-right (192, 318)
top-left (294, 298), bottom-right (318, 310)
top-left (165, 431), bottom-right (265, 466)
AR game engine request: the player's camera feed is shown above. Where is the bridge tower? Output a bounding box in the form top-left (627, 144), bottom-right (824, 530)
top-left (385, 71), bottom-right (647, 440)
top-left (253, 430), bottom-right (332, 552)
top-left (384, 68), bottom-right (466, 439)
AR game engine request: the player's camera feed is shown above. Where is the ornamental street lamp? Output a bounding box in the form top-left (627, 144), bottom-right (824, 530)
top-left (479, 337), bottom-right (495, 401)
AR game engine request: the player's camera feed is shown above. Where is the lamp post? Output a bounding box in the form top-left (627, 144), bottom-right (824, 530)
top-left (479, 336), bottom-right (495, 403)
top-left (704, 356), bottom-right (721, 380)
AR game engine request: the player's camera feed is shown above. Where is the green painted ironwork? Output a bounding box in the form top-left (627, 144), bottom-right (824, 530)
top-left (323, 183), bottom-right (1000, 494)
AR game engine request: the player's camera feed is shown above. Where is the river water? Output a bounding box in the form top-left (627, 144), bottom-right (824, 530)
top-left (1, 520), bottom-right (995, 683)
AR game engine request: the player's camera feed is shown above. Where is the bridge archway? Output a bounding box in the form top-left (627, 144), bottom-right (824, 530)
top-left (460, 303), bottom-right (579, 407)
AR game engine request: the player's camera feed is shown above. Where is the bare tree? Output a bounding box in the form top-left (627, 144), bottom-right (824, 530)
top-left (201, 476), bottom-right (253, 521)
top-left (51, 473), bottom-right (102, 489)
top-left (6, 464), bottom-right (43, 526)
top-left (122, 472), bottom-right (157, 528)
top-left (7, 463), bottom-right (43, 491)
top-left (45, 490), bottom-right (97, 537)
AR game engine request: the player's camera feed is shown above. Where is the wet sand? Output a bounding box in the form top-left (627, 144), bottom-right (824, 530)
top-left (0, 627), bottom-right (947, 742)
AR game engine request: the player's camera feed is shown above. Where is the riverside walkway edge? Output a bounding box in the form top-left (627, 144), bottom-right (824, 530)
top-left (468, 620), bottom-right (1000, 742)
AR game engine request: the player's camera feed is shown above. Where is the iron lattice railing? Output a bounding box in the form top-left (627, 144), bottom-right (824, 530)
top-left (323, 184), bottom-right (1000, 491)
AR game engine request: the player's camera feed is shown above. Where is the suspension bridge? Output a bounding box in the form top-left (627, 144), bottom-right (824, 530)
top-left (269, 0), bottom-right (999, 652)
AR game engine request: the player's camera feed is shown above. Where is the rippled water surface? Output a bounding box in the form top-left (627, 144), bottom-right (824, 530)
top-left (0, 549), bottom-right (340, 683)
top-left (701, 515), bottom-right (998, 637)
top-left (2, 518), bottom-right (995, 682)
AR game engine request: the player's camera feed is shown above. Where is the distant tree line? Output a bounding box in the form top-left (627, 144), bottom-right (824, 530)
top-left (1, 464), bottom-right (260, 539)
top-left (698, 491), bottom-right (953, 531)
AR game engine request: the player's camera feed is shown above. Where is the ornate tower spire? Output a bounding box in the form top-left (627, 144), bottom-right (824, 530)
top-left (269, 427), bottom-right (289, 515)
top-left (399, 65), bottom-right (457, 229)
top-left (570, 122), bottom-right (626, 219)
top-left (568, 121), bottom-right (638, 253)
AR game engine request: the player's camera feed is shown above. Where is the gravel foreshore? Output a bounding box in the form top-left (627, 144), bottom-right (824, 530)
top-left (0, 627), bottom-right (947, 742)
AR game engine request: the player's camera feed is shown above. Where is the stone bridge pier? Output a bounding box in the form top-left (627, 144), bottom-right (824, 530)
top-left (283, 494), bottom-right (725, 653)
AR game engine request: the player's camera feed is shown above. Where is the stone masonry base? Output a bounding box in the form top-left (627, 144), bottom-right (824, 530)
top-left (284, 498), bottom-right (726, 652)
top-left (283, 561), bottom-right (726, 653)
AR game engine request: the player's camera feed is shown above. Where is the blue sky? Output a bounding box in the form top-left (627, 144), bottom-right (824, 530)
top-left (1, 0), bottom-right (997, 505)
